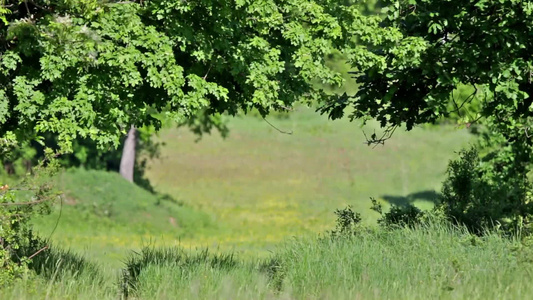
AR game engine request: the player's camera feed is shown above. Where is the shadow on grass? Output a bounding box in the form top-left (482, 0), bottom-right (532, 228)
top-left (134, 161), bottom-right (186, 207)
top-left (382, 190), bottom-right (441, 207)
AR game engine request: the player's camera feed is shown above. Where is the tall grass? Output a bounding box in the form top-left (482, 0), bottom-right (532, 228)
top-left (121, 247), bottom-right (238, 298)
top-left (273, 222), bottom-right (533, 299)
top-left (3, 242), bottom-right (115, 300)
top-left (117, 222), bottom-right (533, 299)
top-left (4, 220), bottom-right (533, 299)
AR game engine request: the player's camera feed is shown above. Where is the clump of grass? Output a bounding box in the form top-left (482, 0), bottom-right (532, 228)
top-left (30, 245), bottom-right (102, 283)
top-left (13, 236), bottom-right (102, 282)
top-left (4, 239), bottom-right (114, 300)
top-left (121, 247), bottom-right (237, 297)
top-left (258, 256), bottom-right (285, 292)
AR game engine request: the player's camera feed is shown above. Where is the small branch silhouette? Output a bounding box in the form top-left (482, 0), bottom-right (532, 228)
top-left (363, 125), bottom-right (398, 148)
top-left (263, 118), bottom-right (293, 135)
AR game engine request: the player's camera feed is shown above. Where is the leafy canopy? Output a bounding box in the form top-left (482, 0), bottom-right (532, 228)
top-left (321, 0), bottom-right (533, 146)
top-left (0, 0), bottom-right (393, 152)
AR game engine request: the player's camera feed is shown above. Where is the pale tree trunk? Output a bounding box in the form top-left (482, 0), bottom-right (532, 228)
top-left (119, 126), bottom-right (137, 183)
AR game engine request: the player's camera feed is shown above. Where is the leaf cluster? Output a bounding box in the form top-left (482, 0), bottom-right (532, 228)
top-left (0, 0), bottom-right (386, 154)
top-left (320, 1), bottom-right (533, 143)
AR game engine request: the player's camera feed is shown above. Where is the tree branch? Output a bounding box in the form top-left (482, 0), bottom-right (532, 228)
top-left (263, 117), bottom-right (293, 135)
top-left (0, 197), bottom-right (51, 206)
top-left (27, 245), bottom-right (48, 260)
top-left (363, 125), bottom-right (398, 148)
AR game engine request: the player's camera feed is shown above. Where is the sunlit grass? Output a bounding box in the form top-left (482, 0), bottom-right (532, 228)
top-left (31, 107), bottom-right (473, 269)
top-left (144, 106), bottom-right (472, 254)
top-left (7, 221), bottom-right (533, 299)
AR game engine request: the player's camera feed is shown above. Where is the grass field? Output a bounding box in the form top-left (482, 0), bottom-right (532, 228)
top-left (5, 107), bottom-right (481, 299)
top-left (6, 220), bottom-right (533, 299)
top-left (32, 107), bottom-right (472, 262)
top-left (31, 107), bottom-right (473, 261)
top-left (144, 107), bottom-right (472, 252)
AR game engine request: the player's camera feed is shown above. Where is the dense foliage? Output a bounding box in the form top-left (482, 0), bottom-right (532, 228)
top-left (0, 0), bottom-right (392, 153)
top-left (0, 150), bottom-right (59, 285)
top-left (323, 0), bottom-right (533, 133)
top-left (440, 148), bottom-right (533, 234)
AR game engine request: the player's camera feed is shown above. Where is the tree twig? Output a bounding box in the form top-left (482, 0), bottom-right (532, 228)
top-left (27, 245), bottom-right (48, 260)
top-left (263, 117), bottom-right (293, 135)
top-left (0, 197), bottom-right (51, 206)
top-left (203, 63), bottom-right (213, 80)
top-left (363, 125), bottom-right (398, 148)
top-left (24, 1), bottom-right (30, 17)
top-left (275, 104), bottom-right (294, 111)
top-left (46, 194), bottom-right (63, 242)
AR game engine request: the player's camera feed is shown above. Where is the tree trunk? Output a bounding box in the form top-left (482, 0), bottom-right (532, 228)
top-left (119, 126), bottom-right (137, 183)
top-left (23, 159), bottom-right (32, 175)
top-left (3, 161), bottom-right (14, 175)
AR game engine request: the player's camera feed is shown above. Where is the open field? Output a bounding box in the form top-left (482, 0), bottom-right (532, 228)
top-left (144, 107), bottom-right (472, 253)
top-left (8, 107), bottom-right (529, 300)
top-left (31, 108), bottom-right (472, 268)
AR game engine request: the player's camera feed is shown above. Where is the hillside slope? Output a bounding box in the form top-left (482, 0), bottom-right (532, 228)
top-left (32, 169), bottom-right (213, 268)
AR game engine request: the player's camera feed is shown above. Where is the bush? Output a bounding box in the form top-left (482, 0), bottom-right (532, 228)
top-left (0, 150), bottom-right (60, 286)
top-left (439, 147), bottom-right (533, 235)
top-left (330, 200), bottom-right (426, 239)
top-left (329, 205), bottom-right (363, 237)
top-left (370, 197), bottom-right (424, 228)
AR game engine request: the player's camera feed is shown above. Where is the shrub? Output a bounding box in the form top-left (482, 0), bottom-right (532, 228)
top-left (370, 197), bottom-right (424, 228)
top-left (0, 150), bottom-right (60, 286)
top-left (329, 205), bottom-right (363, 237)
top-left (330, 200), bottom-right (426, 239)
top-left (439, 147), bottom-right (533, 235)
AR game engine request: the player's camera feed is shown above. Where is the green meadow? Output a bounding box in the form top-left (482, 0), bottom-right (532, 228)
top-left (5, 107), bottom-right (533, 300)
top-left (5, 107), bottom-right (520, 300)
top-left (7, 220), bottom-right (533, 299)
top-left (5, 1), bottom-right (533, 298)
top-left (32, 107), bottom-right (472, 263)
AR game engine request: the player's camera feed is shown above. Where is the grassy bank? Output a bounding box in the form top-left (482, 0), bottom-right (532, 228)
top-left (32, 168), bottom-right (214, 269)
